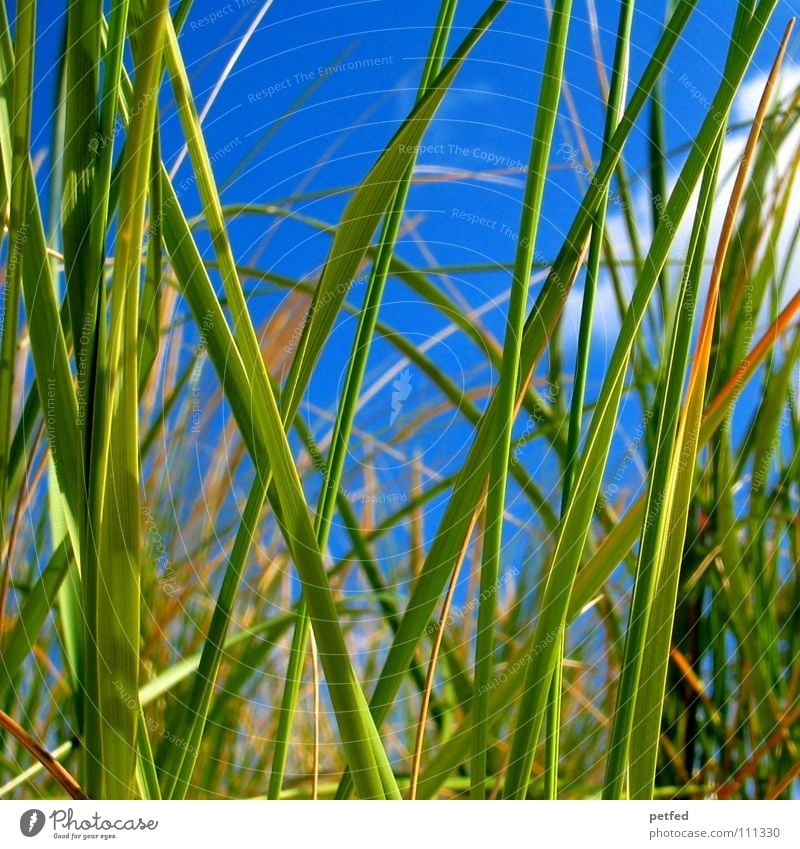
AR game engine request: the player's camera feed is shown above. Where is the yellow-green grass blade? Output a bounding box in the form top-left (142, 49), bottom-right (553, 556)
top-left (83, 0), bottom-right (167, 799)
top-left (176, 4), bottom-right (454, 796)
top-left (626, 25), bottom-right (789, 798)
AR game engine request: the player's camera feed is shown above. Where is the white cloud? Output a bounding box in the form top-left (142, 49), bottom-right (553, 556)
top-left (574, 64), bottom-right (800, 353)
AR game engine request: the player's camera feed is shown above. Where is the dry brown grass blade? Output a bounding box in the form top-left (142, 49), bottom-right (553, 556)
top-left (409, 488), bottom-right (485, 799)
top-left (687, 21), bottom-right (793, 401)
top-left (717, 701), bottom-right (800, 799)
top-left (767, 759), bottom-right (800, 800)
top-left (0, 708), bottom-right (88, 800)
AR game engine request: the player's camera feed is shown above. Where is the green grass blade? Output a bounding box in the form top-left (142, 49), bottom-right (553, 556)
top-left (471, 0), bottom-right (572, 799)
top-left (61, 0), bottom-right (100, 365)
top-left (0, 0), bottom-right (34, 525)
top-left (544, 0), bottom-right (634, 800)
top-left (281, 0), bottom-right (508, 418)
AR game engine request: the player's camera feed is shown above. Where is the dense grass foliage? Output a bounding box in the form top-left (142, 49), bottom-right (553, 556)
top-left (0, 0), bottom-right (799, 800)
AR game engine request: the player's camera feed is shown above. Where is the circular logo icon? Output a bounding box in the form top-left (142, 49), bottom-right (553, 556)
top-left (19, 810), bottom-right (45, 837)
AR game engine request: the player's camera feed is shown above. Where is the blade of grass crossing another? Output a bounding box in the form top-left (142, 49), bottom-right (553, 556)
top-left (502, 0), bottom-right (782, 799)
top-left (158, 168), bottom-right (394, 799)
top-left (471, 0), bottom-right (572, 800)
top-left (160, 17), bottom-right (400, 801)
top-left (268, 0), bottom-right (459, 800)
top-left (545, 0), bottom-right (634, 800)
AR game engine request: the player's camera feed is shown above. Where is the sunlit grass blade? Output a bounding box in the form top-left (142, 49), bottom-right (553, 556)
top-left (82, 0), bottom-right (167, 799)
top-left (626, 26), bottom-right (791, 797)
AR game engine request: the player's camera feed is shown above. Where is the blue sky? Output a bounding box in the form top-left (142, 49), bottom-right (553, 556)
top-left (21, 0), bottom-right (800, 572)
